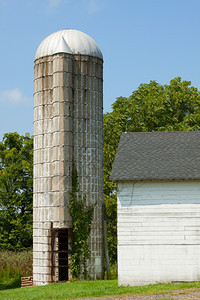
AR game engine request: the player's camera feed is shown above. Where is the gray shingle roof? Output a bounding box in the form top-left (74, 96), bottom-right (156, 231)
top-left (110, 131), bottom-right (200, 181)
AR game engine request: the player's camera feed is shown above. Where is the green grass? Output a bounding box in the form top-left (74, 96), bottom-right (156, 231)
top-left (0, 250), bottom-right (118, 290)
top-left (105, 262), bottom-right (118, 280)
top-left (0, 251), bottom-right (200, 299)
top-left (0, 250), bottom-right (32, 290)
top-left (0, 280), bottom-right (200, 300)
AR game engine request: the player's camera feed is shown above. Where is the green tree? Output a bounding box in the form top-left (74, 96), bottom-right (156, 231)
top-left (103, 77), bottom-right (200, 264)
top-left (0, 132), bottom-right (33, 250)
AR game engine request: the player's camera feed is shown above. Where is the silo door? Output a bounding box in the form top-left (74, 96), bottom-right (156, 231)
top-left (58, 230), bottom-right (68, 281)
top-left (51, 227), bottom-right (71, 282)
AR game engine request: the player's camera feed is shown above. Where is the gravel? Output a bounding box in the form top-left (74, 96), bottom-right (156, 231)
top-left (72, 288), bottom-right (200, 299)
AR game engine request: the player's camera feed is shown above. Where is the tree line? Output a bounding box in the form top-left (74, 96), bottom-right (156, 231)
top-left (1, 77), bottom-right (200, 264)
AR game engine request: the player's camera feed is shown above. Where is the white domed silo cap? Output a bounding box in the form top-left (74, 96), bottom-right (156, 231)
top-left (35, 29), bottom-right (103, 60)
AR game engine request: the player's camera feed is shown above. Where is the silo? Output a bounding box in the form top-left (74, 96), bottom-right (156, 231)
top-left (33, 29), bottom-right (104, 285)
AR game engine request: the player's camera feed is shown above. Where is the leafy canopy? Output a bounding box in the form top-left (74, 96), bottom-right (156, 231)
top-left (103, 77), bottom-right (200, 263)
top-left (0, 132), bottom-right (33, 250)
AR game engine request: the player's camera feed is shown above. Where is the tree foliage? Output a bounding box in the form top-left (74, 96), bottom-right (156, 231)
top-left (103, 77), bottom-right (200, 263)
top-left (0, 132), bottom-right (33, 250)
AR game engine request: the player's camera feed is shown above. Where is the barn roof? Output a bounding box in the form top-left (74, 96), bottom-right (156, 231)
top-left (110, 131), bottom-right (200, 181)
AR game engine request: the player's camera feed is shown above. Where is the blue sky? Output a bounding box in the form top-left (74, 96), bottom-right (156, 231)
top-left (1, 0), bottom-right (200, 139)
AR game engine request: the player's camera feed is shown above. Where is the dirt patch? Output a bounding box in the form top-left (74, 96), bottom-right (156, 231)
top-left (73, 288), bottom-right (200, 299)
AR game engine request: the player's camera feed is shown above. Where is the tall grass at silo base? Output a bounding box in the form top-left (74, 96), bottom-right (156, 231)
top-left (0, 249), bottom-right (117, 290)
top-left (0, 250), bottom-right (33, 289)
top-left (105, 262), bottom-right (118, 280)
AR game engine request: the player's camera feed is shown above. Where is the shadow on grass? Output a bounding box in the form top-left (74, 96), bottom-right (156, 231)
top-left (0, 277), bottom-right (21, 290)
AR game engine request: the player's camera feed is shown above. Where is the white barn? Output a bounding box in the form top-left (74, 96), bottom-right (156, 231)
top-left (110, 131), bottom-right (200, 286)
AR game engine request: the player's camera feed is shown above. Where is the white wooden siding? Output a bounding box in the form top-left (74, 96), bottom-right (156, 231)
top-left (117, 180), bottom-right (200, 286)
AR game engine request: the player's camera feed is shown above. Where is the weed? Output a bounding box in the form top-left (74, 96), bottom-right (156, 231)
top-left (0, 250), bottom-right (32, 289)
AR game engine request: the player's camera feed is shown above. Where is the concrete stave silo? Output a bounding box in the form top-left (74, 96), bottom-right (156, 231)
top-left (33, 29), bottom-right (103, 285)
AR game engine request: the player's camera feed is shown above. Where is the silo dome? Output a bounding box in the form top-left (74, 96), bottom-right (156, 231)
top-left (35, 29), bottom-right (103, 60)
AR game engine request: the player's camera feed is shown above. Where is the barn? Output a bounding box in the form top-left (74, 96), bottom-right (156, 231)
top-left (110, 131), bottom-right (200, 286)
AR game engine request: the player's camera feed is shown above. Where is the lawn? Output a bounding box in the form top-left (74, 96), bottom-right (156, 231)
top-left (1, 279), bottom-right (200, 300)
